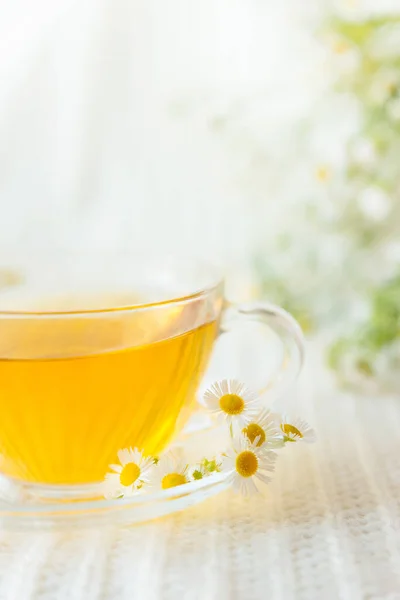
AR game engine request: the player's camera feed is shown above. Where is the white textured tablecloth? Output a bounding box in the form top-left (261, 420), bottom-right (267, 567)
top-left (0, 342), bottom-right (400, 600)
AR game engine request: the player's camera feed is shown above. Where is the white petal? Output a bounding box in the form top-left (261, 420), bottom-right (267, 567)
top-left (221, 453), bottom-right (235, 474)
top-left (220, 380), bottom-right (229, 395)
top-left (117, 448), bottom-right (132, 466)
top-left (109, 464), bottom-right (122, 474)
top-left (140, 457), bottom-right (156, 473)
top-left (228, 379), bottom-right (243, 396)
top-left (245, 477), bottom-right (260, 495)
top-left (232, 474), bottom-right (259, 496)
top-left (103, 473), bottom-right (124, 499)
top-left (128, 448), bottom-right (144, 464)
top-left (138, 462), bottom-right (156, 484)
top-left (203, 393), bottom-right (220, 411)
top-left (260, 450), bottom-right (277, 469)
top-left (253, 435), bottom-right (261, 447)
top-left (255, 471), bottom-right (271, 485)
top-left (265, 436), bottom-right (285, 449)
top-left (231, 475), bottom-right (243, 493)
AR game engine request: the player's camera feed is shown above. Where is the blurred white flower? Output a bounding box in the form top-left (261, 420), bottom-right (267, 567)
top-left (369, 23), bottom-right (400, 60)
top-left (383, 241), bottom-right (400, 264)
top-left (387, 97), bottom-right (400, 122)
top-left (374, 341), bottom-right (400, 390)
top-left (351, 139), bottom-right (377, 167)
top-left (333, 45), bottom-right (361, 74)
top-left (357, 187), bottom-right (391, 221)
top-left (332, 0), bottom-right (364, 21)
top-left (368, 68), bottom-right (399, 105)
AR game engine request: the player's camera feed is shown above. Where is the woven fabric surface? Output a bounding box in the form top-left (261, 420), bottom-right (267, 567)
top-left (0, 342), bottom-right (399, 600)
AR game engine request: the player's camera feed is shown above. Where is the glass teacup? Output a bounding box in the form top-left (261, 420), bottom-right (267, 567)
top-left (0, 255), bottom-right (303, 496)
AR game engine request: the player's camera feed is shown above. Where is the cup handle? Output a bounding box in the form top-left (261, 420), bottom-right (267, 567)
top-left (219, 301), bottom-right (305, 400)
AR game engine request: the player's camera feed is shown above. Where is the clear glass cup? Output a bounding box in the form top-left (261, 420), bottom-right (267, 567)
top-left (0, 254), bottom-right (304, 503)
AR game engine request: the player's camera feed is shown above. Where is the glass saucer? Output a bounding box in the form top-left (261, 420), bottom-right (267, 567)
top-left (0, 413), bottom-right (231, 531)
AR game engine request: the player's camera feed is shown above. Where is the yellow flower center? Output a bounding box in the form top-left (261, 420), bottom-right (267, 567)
top-left (242, 423), bottom-right (266, 446)
top-left (219, 394), bottom-right (245, 415)
top-left (161, 473), bottom-right (187, 489)
top-left (235, 450), bottom-right (258, 478)
top-left (333, 40), bottom-right (350, 54)
top-left (315, 165), bottom-right (330, 182)
top-left (119, 462), bottom-right (141, 487)
top-left (281, 423), bottom-right (303, 439)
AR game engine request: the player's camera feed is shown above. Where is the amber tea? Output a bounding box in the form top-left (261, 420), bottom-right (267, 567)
top-left (0, 297), bottom-right (217, 484)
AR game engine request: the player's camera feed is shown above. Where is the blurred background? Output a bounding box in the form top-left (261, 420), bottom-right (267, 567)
top-left (0, 0), bottom-right (399, 392)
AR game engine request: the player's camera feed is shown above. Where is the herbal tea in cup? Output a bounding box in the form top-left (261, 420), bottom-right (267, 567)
top-left (0, 255), bottom-right (303, 495)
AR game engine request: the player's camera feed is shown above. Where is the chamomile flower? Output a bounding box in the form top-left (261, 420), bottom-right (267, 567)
top-left (203, 379), bottom-right (261, 429)
top-left (103, 447), bottom-right (155, 499)
top-left (242, 408), bottom-right (284, 449)
top-left (221, 434), bottom-right (277, 496)
top-left (279, 416), bottom-right (316, 444)
top-left (149, 450), bottom-right (189, 490)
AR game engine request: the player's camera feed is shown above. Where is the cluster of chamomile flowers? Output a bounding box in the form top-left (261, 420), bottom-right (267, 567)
top-left (103, 379), bottom-right (316, 499)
